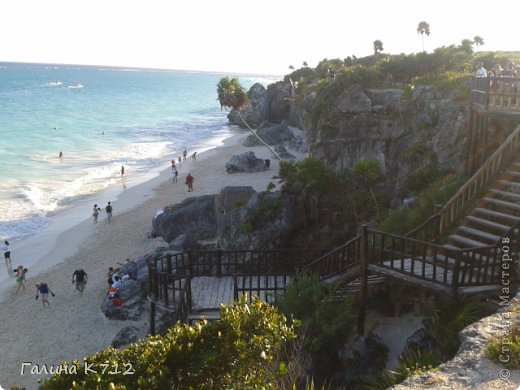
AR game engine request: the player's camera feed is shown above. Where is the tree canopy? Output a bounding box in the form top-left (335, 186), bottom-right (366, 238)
top-left (216, 76), bottom-right (248, 111)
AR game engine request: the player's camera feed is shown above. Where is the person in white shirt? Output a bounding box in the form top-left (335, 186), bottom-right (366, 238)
top-left (475, 62), bottom-right (487, 78)
top-left (3, 240), bottom-right (11, 264)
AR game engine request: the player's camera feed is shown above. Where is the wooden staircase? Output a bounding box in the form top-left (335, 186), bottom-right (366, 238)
top-left (446, 162), bottom-right (520, 250)
top-left (147, 124), bottom-right (520, 334)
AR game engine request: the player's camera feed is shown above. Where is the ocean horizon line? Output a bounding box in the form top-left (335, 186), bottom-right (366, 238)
top-left (0, 60), bottom-right (282, 78)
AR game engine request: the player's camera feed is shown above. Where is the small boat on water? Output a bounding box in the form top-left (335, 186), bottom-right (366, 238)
top-left (48, 81), bottom-right (63, 86)
top-left (69, 82), bottom-right (83, 89)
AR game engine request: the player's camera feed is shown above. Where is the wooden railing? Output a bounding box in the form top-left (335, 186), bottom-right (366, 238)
top-left (402, 124), bottom-right (520, 243)
top-left (437, 123), bottom-right (520, 236)
top-left (471, 76), bottom-right (520, 112)
top-left (300, 235), bottom-right (362, 280)
top-left (365, 223), bottom-right (519, 291)
top-left (148, 248), bottom-right (325, 322)
top-left (233, 274), bottom-right (292, 304)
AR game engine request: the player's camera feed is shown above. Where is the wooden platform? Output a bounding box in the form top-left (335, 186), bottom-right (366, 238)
top-left (190, 276), bottom-right (235, 311)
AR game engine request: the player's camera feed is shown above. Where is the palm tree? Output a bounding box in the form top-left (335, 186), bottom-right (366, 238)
top-left (373, 40), bottom-right (384, 56)
top-left (217, 76), bottom-right (282, 160)
top-left (289, 65), bottom-right (295, 70)
top-left (416, 21), bottom-right (430, 52)
top-left (473, 35), bottom-right (484, 52)
top-left (302, 61), bottom-right (308, 67)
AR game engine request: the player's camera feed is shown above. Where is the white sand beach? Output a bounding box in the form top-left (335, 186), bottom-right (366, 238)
top-left (0, 130), bottom-right (282, 389)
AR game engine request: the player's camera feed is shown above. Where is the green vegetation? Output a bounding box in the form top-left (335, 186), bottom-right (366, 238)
top-left (379, 174), bottom-right (463, 235)
top-left (241, 194), bottom-right (284, 233)
top-left (364, 349), bottom-right (441, 389)
top-left (41, 296), bottom-right (296, 389)
top-left (276, 274), bottom-right (357, 386)
top-left (486, 326), bottom-right (520, 369)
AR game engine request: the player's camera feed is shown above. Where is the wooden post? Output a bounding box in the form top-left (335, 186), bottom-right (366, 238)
top-left (466, 109), bottom-right (474, 175)
top-left (434, 204), bottom-right (443, 239)
top-left (216, 249), bottom-right (222, 277)
top-left (150, 301), bottom-right (156, 335)
top-left (357, 225), bottom-right (369, 336)
top-left (451, 254), bottom-right (460, 298)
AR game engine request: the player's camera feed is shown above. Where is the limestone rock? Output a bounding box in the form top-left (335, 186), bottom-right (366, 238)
top-left (225, 151), bottom-right (268, 174)
top-left (102, 279), bottom-right (145, 320)
top-left (228, 83), bottom-right (268, 129)
top-left (337, 91), bottom-right (372, 113)
top-left (112, 326), bottom-right (140, 348)
top-left (267, 82), bottom-right (292, 123)
top-left (152, 195), bottom-right (217, 243)
top-left (242, 120), bottom-right (294, 147)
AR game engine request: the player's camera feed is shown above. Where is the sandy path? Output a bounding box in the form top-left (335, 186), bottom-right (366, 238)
top-left (0, 131), bottom-right (280, 389)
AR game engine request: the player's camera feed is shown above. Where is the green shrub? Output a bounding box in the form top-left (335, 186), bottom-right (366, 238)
top-left (277, 274), bottom-right (357, 385)
top-left (243, 195), bottom-right (284, 231)
top-left (41, 296), bottom-right (296, 389)
top-left (379, 174), bottom-right (463, 235)
top-left (486, 326), bottom-right (520, 369)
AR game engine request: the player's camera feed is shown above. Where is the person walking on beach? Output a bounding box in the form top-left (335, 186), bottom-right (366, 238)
top-left (183, 149), bottom-right (187, 161)
top-left (92, 204), bottom-right (101, 223)
top-left (3, 240), bottom-right (11, 264)
top-left (72, 268), bottom-right (88, 294)
top-left (106, 202), bottom-right (113, 223)
top-left (186, 173), bottom-right (194, 192)
top-left (192, 151), bottom-right (197, 161)
top-left (36, 282), bottom-right (55, 307)
top-left (178, 156), bottom-right (182, 168)
top-left (15, 266), bottom-right (28, 293)
top-left (121, 165), bottom-right (125, 178)
top-left (171, 159), bottom-right (176, 172)
top-left (173, 168), bottom-right (178, 183)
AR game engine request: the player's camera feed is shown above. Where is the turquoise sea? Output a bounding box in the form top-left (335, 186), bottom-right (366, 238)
top-left (0, 62), bottom-right (275, 242)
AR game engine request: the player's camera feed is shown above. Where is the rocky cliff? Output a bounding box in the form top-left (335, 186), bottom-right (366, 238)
top-left (394, 292), bottom-right (520, 390)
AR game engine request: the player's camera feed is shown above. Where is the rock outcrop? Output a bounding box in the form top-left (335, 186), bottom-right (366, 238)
top-left (228, 83), bottom-right (268, 128)
top-left (225, 151), bottom-right (268, 174)
top-left (152, 195), bottom-right (217, 243)
top-left (394, 293), bottom-right (520, 389)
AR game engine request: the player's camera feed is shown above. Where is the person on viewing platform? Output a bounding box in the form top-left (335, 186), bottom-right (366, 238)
top-left (475, 62), bottom-right (487, 78)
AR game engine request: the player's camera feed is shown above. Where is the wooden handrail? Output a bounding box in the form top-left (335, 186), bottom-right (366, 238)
top-left (437, 123), bottom-right (520, 235)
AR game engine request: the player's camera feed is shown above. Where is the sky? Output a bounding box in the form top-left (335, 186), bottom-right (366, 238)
top-left (0, 0), bottom-right (518, 75)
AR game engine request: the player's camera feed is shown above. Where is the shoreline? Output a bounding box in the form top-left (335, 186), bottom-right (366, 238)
top-left (0, 127), bottom-right (235, 299)
top-left (0, 128), bottom-right (283, 389)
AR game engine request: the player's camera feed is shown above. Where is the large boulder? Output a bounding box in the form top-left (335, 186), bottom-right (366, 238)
top-left (267, 82), bottom-right (292, 123)
top-left (225, 151), bottom-right (268, 174)
top-left (112, 326), bottom-right (140, 348)
top-left (337, 91), bottom-right (372, 113)
top-left (101, 279), bottom-right (145, 320)
top-left (152, 195), bottom-right (217, 243)
top-left (228, 83), bottom-right (268, 129)
top-left (243, 120), bottom-right (294, 147)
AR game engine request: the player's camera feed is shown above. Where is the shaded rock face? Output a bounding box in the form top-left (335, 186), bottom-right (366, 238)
top-left (267, 82), bottom-right (292, 123)
top-left (112, 326), bottom-right (139, 348)
top-left (101, 257), bottom-right (149, 321)
top-left (152, 195), bottom-right (217, 243)
top-left (243, 120), bottom-right (294, 147)
top-left (338, 334), bottom-right (389, 386)
top-left (395, 292), bottom-right (520, 389)
top-left (225, 151), bottom-right (268, 174)
top-left (217, 191), bottom-right (296, 250)
top-left (228, 83), bottom-right (268, 129)
top-left (102, 279), bottom-right (145, 320)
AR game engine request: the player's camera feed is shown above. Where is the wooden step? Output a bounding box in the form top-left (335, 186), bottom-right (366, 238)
top-left (482, 197), bottom-right (520, 212)
top-left (504, 170), bottom-right (520, 179)
top-left (498, 180), bottom-right (520, 190)
top-left (457, 226), bottom-right (501, 244)
top-left (474, 208), bottom-right (520, 224)
top-left (465, 215), bottom-right (511, 233)
top-left (489, 189), bottom-right (520, 202)
top-left (448, 234), bottom-right (489, 248)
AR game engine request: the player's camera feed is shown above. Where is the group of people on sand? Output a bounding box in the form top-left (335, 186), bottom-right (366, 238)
top-left (4, 240), bottom-right (90, 307)
top-left (172, 148), bottom-right (196, 192)
top-left (92, 202), bottom-right (113, 223)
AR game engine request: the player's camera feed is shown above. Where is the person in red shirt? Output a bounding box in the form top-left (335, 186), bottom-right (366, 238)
top-left (185, 173), bottom-right (194, 192)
